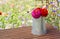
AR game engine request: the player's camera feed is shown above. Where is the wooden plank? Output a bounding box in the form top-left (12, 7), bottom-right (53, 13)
top-left (0, 24), bottom-right (60, 39)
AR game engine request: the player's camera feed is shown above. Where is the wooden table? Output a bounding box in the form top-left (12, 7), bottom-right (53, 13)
top-left (0, 24), bottom-right (60, 39)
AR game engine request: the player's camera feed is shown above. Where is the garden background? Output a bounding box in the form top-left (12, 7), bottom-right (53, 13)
top-left (0, 0), bottom-right (60, 29)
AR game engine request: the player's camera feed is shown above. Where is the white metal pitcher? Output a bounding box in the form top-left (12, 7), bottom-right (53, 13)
top-left (32, 17), bottom-right (47, 35)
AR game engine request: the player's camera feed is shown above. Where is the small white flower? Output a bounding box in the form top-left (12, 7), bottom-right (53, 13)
top-left (22, 21), bottom-right (25, 24)
top-left (19, 26), bottom-right (22, 27)
top-left (27, 20), bottom-right (32, 23)
top-left (7, 11), bottom-right (12, 15)
top-left (42, 5), bottom-right (46, 9)
top-left (5, 24), bottom-right (13, 29)
top-left (5, 17), bottom-right (9, 20)
top-left (13, 24), bottom-right (17, 28)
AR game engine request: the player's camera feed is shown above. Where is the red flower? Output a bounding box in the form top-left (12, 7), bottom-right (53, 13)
top-left (41, 8), bottom-right (48, 17)
top-left (32, 8), bottom-right (41, 19)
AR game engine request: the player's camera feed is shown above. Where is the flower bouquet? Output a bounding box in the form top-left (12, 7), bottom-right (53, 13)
top-left (31, 6), bottom-right (48, 35)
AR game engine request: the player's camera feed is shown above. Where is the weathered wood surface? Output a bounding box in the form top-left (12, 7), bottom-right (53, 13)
top-left (0, 24), bottom-right (60, 39)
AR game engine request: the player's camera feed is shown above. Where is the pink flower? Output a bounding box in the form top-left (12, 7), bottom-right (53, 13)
top-left (31, 8), bottom-right (41, 19)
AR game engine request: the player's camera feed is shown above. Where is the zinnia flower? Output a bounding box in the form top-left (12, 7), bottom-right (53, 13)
top-left (31, 8), bottom-right (41, 19)
top-left (41, 8), bottom-right (48, 17)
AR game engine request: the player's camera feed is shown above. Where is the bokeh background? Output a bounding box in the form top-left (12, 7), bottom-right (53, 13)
top-left (0, 0), bottom-right (60, 29)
